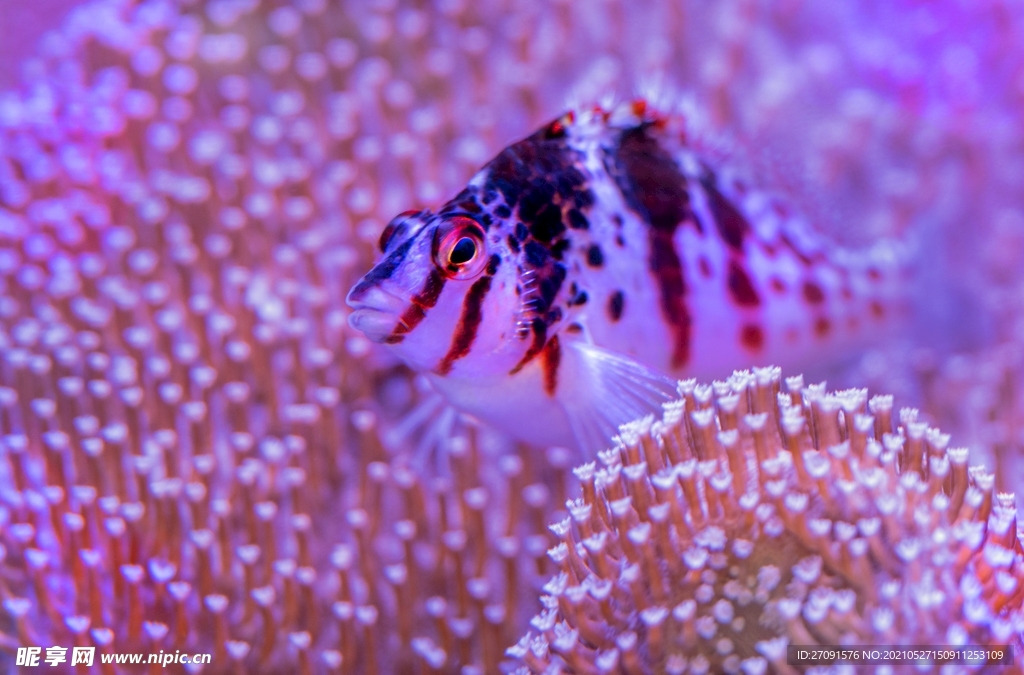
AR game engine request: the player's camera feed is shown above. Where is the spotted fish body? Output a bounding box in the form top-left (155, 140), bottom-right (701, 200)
top-left (347, 101), bottom-right (907, 453)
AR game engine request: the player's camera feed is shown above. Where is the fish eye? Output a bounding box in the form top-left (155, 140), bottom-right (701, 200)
top-left (379, 210), bottom-right (420, 253)
top-left (449, 237), bottom-right (477, 265)
top-left (434, 216), bottom-right (487, 280)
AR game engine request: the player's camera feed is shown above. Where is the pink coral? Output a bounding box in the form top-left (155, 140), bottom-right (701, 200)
top-left (511, 370), bottom-right (1024, 674)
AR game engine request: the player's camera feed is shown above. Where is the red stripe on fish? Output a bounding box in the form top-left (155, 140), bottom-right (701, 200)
top-left (701, 172), bottom-right (750, 252)
top-left (609, 125), bottom-right (695, 369)
top-left (727, 260), bottom-right (760, 307)
top-left (509, 318), bottom-right (547, 375)
top-left (384, 269), bottom-right (447, 344)
top-left (541, 334), bottom-right (561, 395)
top-left (436, 275), bottom-right (492, 375)
top-left (701, 173), bottom-right (764, 315)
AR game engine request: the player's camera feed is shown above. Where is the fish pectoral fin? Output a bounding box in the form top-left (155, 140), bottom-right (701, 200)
top-left (557, 340), bottom-right (677, 455)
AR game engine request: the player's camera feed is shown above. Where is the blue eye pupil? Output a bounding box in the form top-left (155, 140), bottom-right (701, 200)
top-left (450, 237), bottom-right (477, 265)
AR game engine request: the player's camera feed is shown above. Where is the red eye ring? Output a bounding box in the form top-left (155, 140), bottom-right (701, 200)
top-left (433, 216), bottom-right (488, 280)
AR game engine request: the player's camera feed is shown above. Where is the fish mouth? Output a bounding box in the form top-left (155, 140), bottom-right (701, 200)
top-left (346, 285), bottom-right (405, 343)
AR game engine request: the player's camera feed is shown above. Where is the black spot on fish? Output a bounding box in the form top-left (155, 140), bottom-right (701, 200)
top-left (574, 190), bottom-right (594, 210)
top-left (567, 282), bottom-right (587, 307)
top-left (495, 204), bottom-right (512, 219)
top-left (515, 222), bottom-right (529, 241)
top-left (482, 123), bottom-right (590, 210)
top-left (537, 263), bottom-right (566, 311)
top-left (550, 238), bottom-right (571, 260)
top-left (556, 167), bottom-right (586, 198)
top-left (586, 244), bottom-right (604, 267)
top-left (507, 234), bottom-right (520, 252)
top-left (524, 241), bottom-right (549, 268)
top-left (567, 209), bottom-right (588, 230)
top-left (479, 120), bottom-right (594, 255)
top-left (519, 180), bottom-right (555, 223)
top-left (608, 290), bottom-right (625, 322)
top-left (485, 167), bottom-right (516, 208)
top-left (486, 254), bottom-right (501, 275)
top-left (568, 290), bottom-right (588, 306)
top-left (528, 204), bottom-right (565, 242)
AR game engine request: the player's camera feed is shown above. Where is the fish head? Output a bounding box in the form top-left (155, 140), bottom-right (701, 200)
top-left (346, 198), bottom-right (530, 377)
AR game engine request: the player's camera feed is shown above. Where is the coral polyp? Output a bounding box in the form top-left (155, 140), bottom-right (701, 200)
top-left (0, 0), bottom-right (583, 669)
top-left (511, 370), bottom-right (1024, 674)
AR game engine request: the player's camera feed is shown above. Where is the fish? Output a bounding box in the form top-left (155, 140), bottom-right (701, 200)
top-left (346, 100), bottom-right (908, 454)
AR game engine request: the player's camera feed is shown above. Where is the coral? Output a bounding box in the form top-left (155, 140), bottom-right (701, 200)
top-left (0, 0), bottom-right (589, 671)
top-left (914, 345), bottom-right (1024, 495)
top-left (509, 368), bottom-right (1024, 674)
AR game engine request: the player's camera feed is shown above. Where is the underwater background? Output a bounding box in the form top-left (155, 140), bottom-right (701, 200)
top-left (0, 0), bottom-right (1023, 672)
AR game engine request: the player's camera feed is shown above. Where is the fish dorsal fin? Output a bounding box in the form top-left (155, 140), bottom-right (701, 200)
top-left (557, 337), bottom-right (677, 455)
